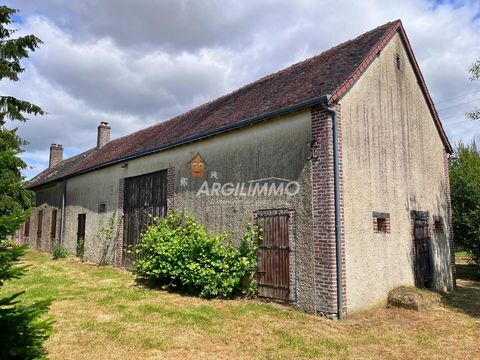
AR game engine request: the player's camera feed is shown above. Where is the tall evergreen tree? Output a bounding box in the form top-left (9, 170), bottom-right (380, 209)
top-left (0, 5), bottom-right (44, 239)
top-left (0, 6), bottom-right (51, 359)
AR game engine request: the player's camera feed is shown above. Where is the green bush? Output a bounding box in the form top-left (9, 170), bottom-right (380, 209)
top-left (134, 212), bottom-right (259, 298)
top-left (51, 244), bottom-right (68, 260)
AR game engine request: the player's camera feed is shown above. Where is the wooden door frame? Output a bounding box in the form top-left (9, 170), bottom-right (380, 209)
top-left (253, 209), bottom-right (296, 303)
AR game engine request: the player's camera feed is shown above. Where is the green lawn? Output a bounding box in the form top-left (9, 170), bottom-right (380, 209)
top-left (456, 251), bottom-right (469, 258)
top-left (2, 251), bottom-right (480, 359)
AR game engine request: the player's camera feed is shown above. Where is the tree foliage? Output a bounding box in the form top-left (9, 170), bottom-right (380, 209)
top-left (0, 6), bottom-right (44, 122)
top-left (467, 58), bottom-right (480, 120)
top-left (450, 142), bottom-right (480, 270)
top-left (0, 5), bottom-right (43, 240)
top-left (0, 6), bottom-right (51, 359)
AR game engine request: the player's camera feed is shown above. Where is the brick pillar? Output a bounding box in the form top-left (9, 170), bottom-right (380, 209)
top-left (310, 104), bottom-right (346, 318)
top-left (115, 178), bottom-right (125, 267)
top-left (443, 150), bottom-right (456, 288)
top-left (167, 167), bottom-right (175, 213)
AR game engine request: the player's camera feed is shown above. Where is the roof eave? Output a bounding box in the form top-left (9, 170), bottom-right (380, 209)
top-left (38, 95), bottom-right (331, 183)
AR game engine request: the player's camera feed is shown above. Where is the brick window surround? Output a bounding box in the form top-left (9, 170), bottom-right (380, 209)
top-left (372, 212), bottom-right (391, 234)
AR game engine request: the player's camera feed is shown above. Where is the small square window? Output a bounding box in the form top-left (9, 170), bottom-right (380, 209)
top-left (98, 203), bottom-right (106, 213)
top-left (377, 218), bottom-right (387, 232)
top-left (373, 212), bottom-right (390, 234)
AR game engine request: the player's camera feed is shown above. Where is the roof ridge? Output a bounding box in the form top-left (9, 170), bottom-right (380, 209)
top-left (104, 20), bottom-right (401, 148)
top-left (329, 20), bottom-right (401, 103)
top-left (32, 19), bottom-right (446, 188)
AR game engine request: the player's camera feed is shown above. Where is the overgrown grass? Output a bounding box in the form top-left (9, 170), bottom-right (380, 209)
top-left (2, 251), bottom-right (480, 360)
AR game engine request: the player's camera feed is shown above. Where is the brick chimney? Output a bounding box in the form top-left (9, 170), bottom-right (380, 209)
top-left (49, 144), bottom-right (63, 168)
top-left (97, 121), bottom-right (111, 149)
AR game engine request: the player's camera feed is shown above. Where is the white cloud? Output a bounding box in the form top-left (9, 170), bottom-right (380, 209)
top-left (1, 0), bottom-right (479, 179)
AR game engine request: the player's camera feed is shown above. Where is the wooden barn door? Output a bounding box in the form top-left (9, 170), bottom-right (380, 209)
top-left (76, 214), bottom-right (86, 258)
top-left (413, 216), bottom-right (433, 288)
top-left (257, 211), bottom-right (290, 301)
top-left (123, 170), bottom-right (168, 267)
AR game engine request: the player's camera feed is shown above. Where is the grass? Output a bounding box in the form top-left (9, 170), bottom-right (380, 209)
top-left (2, 251), bottom-right (480, 359)
top-left (456, 250), bottom-right (470, 258)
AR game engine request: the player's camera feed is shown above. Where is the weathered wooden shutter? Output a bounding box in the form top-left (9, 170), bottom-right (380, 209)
top-left (257, 211), bottom-right (290, 301)
top-left (50, 209), bottom-right (57, 241)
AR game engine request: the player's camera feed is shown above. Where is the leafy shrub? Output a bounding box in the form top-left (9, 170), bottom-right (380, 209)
top-left (134, 212), bottom-right (259, 298)
top-left (51, 244), bottom-right (69, 260)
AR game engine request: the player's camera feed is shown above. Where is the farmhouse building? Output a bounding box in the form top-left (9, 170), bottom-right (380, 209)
top-left (18, 20), bottom-right (455, 318)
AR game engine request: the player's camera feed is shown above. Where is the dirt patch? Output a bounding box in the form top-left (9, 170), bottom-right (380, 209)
top-left (387, 286), bottom-right (442, 311)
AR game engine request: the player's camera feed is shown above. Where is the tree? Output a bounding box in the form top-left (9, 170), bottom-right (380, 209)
top-left (466, 58), bottom-right (480, 120)
top-left (0, 5), bottom-right (44, 238)
top-left (0, 6), bottom-right (51, 359)
top-left (450, 142), bottom-right (480, 271)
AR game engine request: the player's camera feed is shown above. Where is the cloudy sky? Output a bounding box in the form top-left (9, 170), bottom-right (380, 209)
top-left (2, 0), bottom-right (480, 179)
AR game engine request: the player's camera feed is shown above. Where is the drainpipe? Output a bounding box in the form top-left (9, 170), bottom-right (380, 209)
top-left (321, 97), bottom-right (344, 320)
top-left (59, 178), bottom-right (67, 245)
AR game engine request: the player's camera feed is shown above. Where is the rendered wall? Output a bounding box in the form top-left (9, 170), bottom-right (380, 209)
top-left (62, 110), bottom-right (317, 311)
top-left (340, 33), bottom-right (453, 312)
top-left (21, 182), bottom-right (63, 252)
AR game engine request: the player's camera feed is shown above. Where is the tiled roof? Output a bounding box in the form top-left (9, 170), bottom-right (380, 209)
top-left (27, 19), bottom-right (451, 189)
top-left (26, 149), bottom-right (96, 189)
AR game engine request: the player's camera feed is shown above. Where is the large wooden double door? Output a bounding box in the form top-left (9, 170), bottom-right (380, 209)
top-left (123, 170), bottom-right (168, 267)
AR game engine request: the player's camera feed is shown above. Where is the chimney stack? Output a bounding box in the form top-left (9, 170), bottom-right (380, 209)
top-left (97, 121), bottom-right (111, 149)
top-left (49, 144), bottom-right (63, 168)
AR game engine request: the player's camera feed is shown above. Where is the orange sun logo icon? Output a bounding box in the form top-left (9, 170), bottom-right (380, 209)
top-left (189, 153), bottom-right (206, 177)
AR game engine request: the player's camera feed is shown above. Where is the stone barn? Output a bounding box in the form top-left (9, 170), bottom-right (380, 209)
top-left (19, 20), bottom-right (455, 318)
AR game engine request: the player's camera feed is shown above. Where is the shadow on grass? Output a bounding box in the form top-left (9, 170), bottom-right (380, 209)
top-left (441, 264), bottom-right (480, 318)
top-left (131, 278), bottom-right (229, 302)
